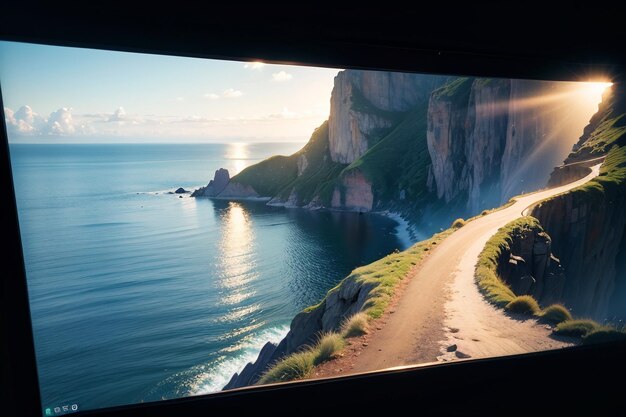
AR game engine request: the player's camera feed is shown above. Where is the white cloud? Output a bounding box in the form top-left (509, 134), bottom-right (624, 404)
top-left (4, 103), bottom-right (325, 141)
top-left (4, 105), bottom-right (46, 134)
top-left (108, 107), bottom-right (126, 122)
top-left (46, 108), bottom-right (75, 135)
top-left (222, 88), bottom-right (243, 98)
top-left (272, 71), bottom-right (293, 82)
top-left (203, 89), bottom-right (244, 99)
top-left (175, 97), bottom-right (184, 102)
top-left (268, 107), bottom-right (297, 119)
top-left (14, 105), bottom-right (38, 125)
top-left (243, 62), bottom-right (265, 70)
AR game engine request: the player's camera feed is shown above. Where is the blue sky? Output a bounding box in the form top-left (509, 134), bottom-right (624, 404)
top-left (0, 41), bottom-right (340, 143)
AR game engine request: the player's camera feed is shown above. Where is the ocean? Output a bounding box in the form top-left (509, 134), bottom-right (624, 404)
top-left (8, 143), bottom-right (407, 413)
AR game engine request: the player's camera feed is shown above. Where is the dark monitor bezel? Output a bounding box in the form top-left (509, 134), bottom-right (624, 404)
top-left (2, 5), bottom-right (626, 417)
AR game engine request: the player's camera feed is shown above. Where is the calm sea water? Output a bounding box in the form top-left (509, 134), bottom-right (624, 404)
top-left (8, 143), bottom-right (406, 413)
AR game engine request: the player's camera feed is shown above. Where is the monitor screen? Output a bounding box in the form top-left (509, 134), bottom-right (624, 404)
top-left (1, 40), bottom-right (624, 416)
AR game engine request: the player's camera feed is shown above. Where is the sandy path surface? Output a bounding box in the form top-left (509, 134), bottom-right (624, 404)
top-left (315, 165), bottom-right (601, 377)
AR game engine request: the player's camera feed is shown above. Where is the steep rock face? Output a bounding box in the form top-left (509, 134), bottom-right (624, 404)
top-left (224, 275), bottom-right (375, 390)
top-left (500, 80), bottom-right (559, 199)
top-left (465, 80), bottom-right (511, 212)
top-left (427, 78), bottom-right (512, 211)
top-left (191, 168), bottom-right (230, 197)
top-left (426, 78), bottom-right (472, 203)
top-left (329, 70), bottom-right (446, 164)
top-left (497, 224), bottom-right (566, 305)
top-left (547, 158), bottom-right (602, 188)
top-left (427, 78), bottom-right (599, 214)
top-left (330, 170), bottom-right (374, 211)
top-left (529, 87), bottom-right (626, 319)
top-left (531, 191), bottom-right (626, 318)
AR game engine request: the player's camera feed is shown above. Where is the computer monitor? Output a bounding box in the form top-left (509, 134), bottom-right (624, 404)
top-left (1, 37), bottom-right (624, 417)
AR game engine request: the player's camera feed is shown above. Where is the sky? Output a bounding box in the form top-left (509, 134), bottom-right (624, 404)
top-left (0, 41), bottom-right (341, 143)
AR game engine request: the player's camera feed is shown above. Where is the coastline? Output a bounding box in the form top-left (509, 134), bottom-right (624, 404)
top-left (383, 211), bottom-right (416, 250)
top-left (207, 196), bottom-right (272, 202)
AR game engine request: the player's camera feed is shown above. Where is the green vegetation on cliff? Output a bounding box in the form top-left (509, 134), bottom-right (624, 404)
top-left (475, 216), bottom-right (538, 307)
top-left (343, 101), bottom-right (433, 204)
top-left (226, 76), bottom-right (478, 211)
top-left (305, 228), bottom-right (453, 319)
top-left (538, 88), bottom-right (626, 208)
top-left (231, 121), bottom-right (345, 205)
top-left (476, 216), bottom-right (575, 323)
top-left (477, 216), bottom-right (625, 341)
top-left (275, 121), bottom-right (346, 205)
top-left (350, 82), bottom-right (406, 126)
top-left (431, 77), bottom-right (473, 105)
top-left (232, 155), bottom-right (298, 197)
top-left (258, 227), bottom-right (455, 385)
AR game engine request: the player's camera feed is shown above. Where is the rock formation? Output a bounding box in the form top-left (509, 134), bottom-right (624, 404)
top-left (224, 274), bottom-right (376, 389)
top-left (497, 223), bottom-right (566, 305)
top-left (427, 78), bottom-right (599, 214)
top-left (528, 86), bottom-right (626, 319)
top-left (329, 70), bottom-right (446, 164)
top-left (191, 168), bottom-right (230, 197)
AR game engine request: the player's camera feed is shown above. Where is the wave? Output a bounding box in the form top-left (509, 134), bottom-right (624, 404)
top-left (191, 325), bottom-right (289, 395)
top-left (142, 325), bottom-right (289, 402)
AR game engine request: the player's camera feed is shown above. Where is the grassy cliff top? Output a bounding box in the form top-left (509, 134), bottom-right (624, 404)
top-left (431, 77), bottom-right (473, 105)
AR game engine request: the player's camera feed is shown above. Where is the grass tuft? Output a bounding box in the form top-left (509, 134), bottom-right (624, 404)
top-left (258, 332), bottom-right (345, 384)
top-left (451, 218), bottom-right (466, 229)
top-left (505, 295), bottom-right (541, 315)
top-left (582, 328), bottom-right (626, 345)
top-left (540, 304), bottom-right (573, 324)
top-left (553, 319), bottom-right (601, 337)
top-left (341, 313), bottom-right (370, 338)
top-left (313, 332), bottom-right (345, 364)
top-left (257, 350), bottom-right (315, 385)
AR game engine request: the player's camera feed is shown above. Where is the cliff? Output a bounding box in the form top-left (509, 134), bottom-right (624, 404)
top-left (194, 71), bottom-right (603, 234)
top-left (224, 274), bottom-right (373, 389)
top-left (224, 229), bottom-right (447, 389)
top-left (528, 85), bottom-right (626, 319)
top-left (495, 218), bottom-right (567, 306)
top-left (329, 70), bottom-right (446, 164)
top-left (195, 69), bottom-right (448, 213)
top-left (426, 78), bottom-right (597, 214)
top-left (191, 168), bottom-right (230, 197)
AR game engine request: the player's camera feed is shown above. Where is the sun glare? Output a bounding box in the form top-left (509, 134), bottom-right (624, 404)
top-left (226, 142), bottom-right (249, 174)
top-left (578, 81), bottom-right (613, 102)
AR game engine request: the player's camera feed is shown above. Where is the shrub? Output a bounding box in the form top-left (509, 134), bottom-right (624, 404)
top-left (341, 313), bottom-right (370, 338)
top-left (475, 217), bottom-right (542, 308)
top-left (505, 295), bottom-right (540, 315)
top-left (452, 218), bottom-right (466, 229)
top-left (313, 332), bottom-right (345, 364)
top-left (540, 304), bottom-right (573, 324)
top-left (582, 329), bottom-right (626, 345)
top-left (476, 264), bottom-right (515, 307)
top-left (257, 350), bottom-right (315, 384)
top-left (554, 319), bottom-right (600, 337)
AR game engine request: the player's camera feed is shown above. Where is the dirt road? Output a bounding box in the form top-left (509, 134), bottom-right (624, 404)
top-left (341, 164), bottom-right (601, 373)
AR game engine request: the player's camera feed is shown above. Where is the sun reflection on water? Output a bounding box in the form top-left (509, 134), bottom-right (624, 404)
top-left (225, 142), bottom-right (249, 175)
top-left (217, 202), bottom-right (258, 317)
